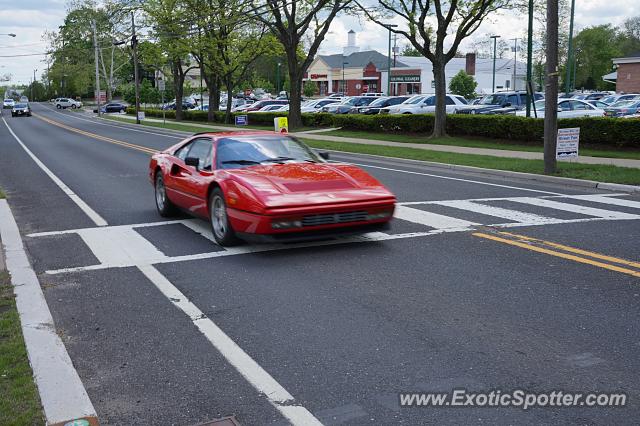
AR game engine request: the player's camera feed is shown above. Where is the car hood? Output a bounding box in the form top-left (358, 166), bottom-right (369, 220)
top-left (226, 162), bottom-right (395, 209)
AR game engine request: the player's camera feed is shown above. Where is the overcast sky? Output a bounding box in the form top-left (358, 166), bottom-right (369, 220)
top-left (0, 0), bottom-right (638, 85)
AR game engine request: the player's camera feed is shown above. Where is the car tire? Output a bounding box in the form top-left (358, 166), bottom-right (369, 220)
top-left (209, 188), bottom-right (239, 246)
top-left (154, 173), bottom-right (177, 217)
top-left (56, 104), bottom-right (62, 109)
top-left (71, 104), bottom-right (77, 109)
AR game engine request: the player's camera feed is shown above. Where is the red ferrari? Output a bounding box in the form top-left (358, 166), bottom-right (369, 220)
top-left (149, 131), bottom-right (396, 246)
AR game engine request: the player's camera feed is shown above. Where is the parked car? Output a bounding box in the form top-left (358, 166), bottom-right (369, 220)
top-left (55, 98), bottom-right (83, 109)
top-left (603, 100), bottom-right (640, 117)
top-left (257, 104), bottom-right (289, 112)
top-left (244, 99), bottom-right (288, 112)
top-left (3, 98), bottom-right (15, 109)
top-left (358, 96), bottom-right (412, 114)
top-left (456, 91), bottom-right (543, 114)
top-left (361, 92), bottom-right (385, 97)
top-left (516, 99), bottom-right (604, 119)
top-left (586, 100), bottom-right (610, 109)
top-left (383, 94), bottom-right (467, 114)
top-left (301, 98), bottom-right (341, 113)
top-left (320, 96), bottom-right (377, 114)
top-left (93, 102), bottom-right (128, 113)
top-left (161, 100), bottom-right (195, 110)
top-left (599, 94), bottom-right (640, 105)
top-left (328, 92), bottom-right (345, 98)
top-left (149, 132), bottom-right (396, 246)
top-left (11, 103), bottom-right (31, 117)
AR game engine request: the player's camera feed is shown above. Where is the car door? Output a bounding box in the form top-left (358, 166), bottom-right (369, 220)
top-left (165, 138), bottom-right (213, 215)
top-left (557, 100), bottom-right (572, 118)
top-left (569, 100), bottom-right (594, 117)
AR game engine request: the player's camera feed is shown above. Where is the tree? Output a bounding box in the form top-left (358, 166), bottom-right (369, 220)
top-left (471, 35), bottom-right (509, 59)
top-left (573, 25), bottom-right (621, 90)
top-left (303, 79), bottom-right (317, 97)
top-left (449, 70), bottom-right (477, 99)
top-left (620, 16), bottom-right (640, 55)
top-left (250, 0), bottom-right (353, 129)
top-left (359, 0), bottom-right (510, 137)
top-left (401, 44), bottom-right (421, 57)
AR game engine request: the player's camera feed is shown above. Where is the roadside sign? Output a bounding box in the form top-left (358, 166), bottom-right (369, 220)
top-left (556, 128), bottom-right (580, 160)
top-left (235, 115), bottom-right (248, 126)
top-left (137, 111), bottom-right (145, 121)
top-left (95, 90), bottom-right (106, 103)
top-left (157, 79), bottom-right (165, 92)
top-left (274, 117), bottom-right (288, 133)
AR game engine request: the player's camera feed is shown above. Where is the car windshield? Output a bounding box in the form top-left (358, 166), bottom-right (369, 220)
top-left (216, 136), bottom-right (323, 169)
top-left (611, 101), bottom-right (635, 108)
top-left (533, 100), bottom-right (545, 109)
top-left (600, 96), bottom-right (616, 104)
top-left (4, 99), bottom-right (13, 102)
top-left (14, 103), bottom-right (27, 108)
top-left (368, 97), bottom-right (390, 107)
top-left (480, 94), bottom-right (506, 105)
top-left (404, 96), bottom-right (426, 105)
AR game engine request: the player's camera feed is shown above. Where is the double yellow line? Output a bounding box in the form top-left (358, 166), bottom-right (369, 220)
top-left (474, 231), bottom-right (640, 278)
top-left (34, 113), bottom-right (159, 155)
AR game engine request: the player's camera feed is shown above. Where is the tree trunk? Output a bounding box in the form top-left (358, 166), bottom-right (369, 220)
top-left (544, 0), bottom-right (559, 174)
top-left (172, 61), bottom-right (185, 121)
top-left (203, 72), bottom-right (220, 122)
top-left (287, 70), bottom-right (303, 129)
top-left (432, 59), bottom-right (447, 138)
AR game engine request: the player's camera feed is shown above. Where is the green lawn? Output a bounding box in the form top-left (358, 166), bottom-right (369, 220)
top-left (302, 139), bottom-right (640, 186)
top-left (0, 271), bottom-right (44, 425)
top-left (322, 130), bottom-right (640, 160)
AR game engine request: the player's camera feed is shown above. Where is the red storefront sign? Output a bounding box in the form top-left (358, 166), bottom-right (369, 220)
top-left (310, 74), bottom-right (327, 79)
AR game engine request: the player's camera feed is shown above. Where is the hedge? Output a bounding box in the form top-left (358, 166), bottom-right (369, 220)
top-left (126, 107), bottom-right (640, 147)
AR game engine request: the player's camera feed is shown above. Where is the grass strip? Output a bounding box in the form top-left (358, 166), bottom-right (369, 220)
top-left (301, 139), bottom-right (640, 186)
top-left (322, 130), bottom-right (640, 161)
top-left (0, 270), bottom-right (44, 425)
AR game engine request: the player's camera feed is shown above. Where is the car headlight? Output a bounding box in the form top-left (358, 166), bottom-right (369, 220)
top-left (271, 220), bottom-right (302, 229)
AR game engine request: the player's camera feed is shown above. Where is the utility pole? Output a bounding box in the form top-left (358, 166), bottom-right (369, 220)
top-left (131, 12), bottom-right (141, 124)
top-left (384, 24), bottom-right (398, 96)
top-left (490, 35), bottom-right (500, 93)
top-left (526, 0), bottom-right (534, 117)
top-left (92, 20), bottom-right (102, 117)
top-left (565, 0), bottom-right (576, 95)
top-left (510, 38), bottom-right (519, 91)
top-left (31, 69), bottom-right (36, 101)
top-left (544, 0), bottom-right (559, 174)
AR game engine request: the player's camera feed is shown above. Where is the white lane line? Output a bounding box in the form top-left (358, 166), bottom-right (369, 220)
top-left (2, 116), bottom-right (108, 227)
top-left (27, 219), bottom-right (185, 237)
top-left (137, 264), bottom-right (323, 426)
top-left (565, 194), bottom-right (640, 209)
top-left (394, 205), bottom-right (478, 229)
top-left (433, 200), bottom-right (558, 224)
top-left (343, 162), bottom-right (565, 196)
top-left (0, 200), bottom-right (98, 425)
top-left (77, 227), bottom-right (168, 266)
top-left (510, 197), bottom-right (640, 219)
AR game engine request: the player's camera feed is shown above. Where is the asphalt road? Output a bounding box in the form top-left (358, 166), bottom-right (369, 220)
top-left (1, 103), bottom-right (640, 425)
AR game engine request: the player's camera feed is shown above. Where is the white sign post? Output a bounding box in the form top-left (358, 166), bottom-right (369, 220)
top-left (556, 128), bottom-right (580, 160)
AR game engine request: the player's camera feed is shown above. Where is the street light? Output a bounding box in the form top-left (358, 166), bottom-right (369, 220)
top-left (342, 61), bottom-right (349, 94)
top-left (490, 35), bottom-right (500, 93)
top-left (509, 38), bottom-right (519, 91)
top-left (383, 24), bottom-right (398, 95)
top-left (276, 61), bottom-right (281, 94)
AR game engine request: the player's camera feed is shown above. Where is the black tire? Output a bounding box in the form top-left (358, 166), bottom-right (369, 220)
top-left (154, 173), bottom-right (177, 217)
top-left (56, 104), bottom-right (62, 109)
top-left (209, 188), bottom-right (239, 246)
top-left (71, 104), bottom-right (77, 109)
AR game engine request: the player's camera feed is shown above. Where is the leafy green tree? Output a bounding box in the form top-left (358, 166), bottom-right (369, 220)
top-left (573, 25), bottom-right (622, 90)
top-left (401, 45), bottom-right (421, 57)
top-left (449, 70), bottom-right (477, 99)
top-left (303, 79), bottom-right (317, 97)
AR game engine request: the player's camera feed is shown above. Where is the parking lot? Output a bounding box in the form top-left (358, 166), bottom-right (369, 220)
top-left (1, 103), bottom-right (640, 424)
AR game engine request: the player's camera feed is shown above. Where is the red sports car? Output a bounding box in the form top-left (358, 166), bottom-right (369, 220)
top-left (149, 131), bottom-right (396, 246)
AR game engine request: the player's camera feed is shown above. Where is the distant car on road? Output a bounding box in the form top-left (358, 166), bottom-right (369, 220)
top-left (19, 96), bottom-right (29, 103)
top-left (516, 99), bottom-right (604, 119)
top-left (3, 98), bottom-right (15, 109)
top-left (55, 98), bottom-right (83, 109)
top-left (94, 102), bottom-right (128, 114)
top-left (11, 103), bottom-right (31, 117)
top-left (149, 132), bottom-right (396, 246)
top-left (603, 100), bottom-right (640, 117)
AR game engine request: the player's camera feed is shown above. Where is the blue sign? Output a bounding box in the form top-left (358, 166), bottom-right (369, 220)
top-left (235, 115), bottom-right (248, 126)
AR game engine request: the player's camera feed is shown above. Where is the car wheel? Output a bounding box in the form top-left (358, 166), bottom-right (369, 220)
top-left (71, 104), bottom-right (77, 109)
top-left (56, 104), bottom-right (62, 109)
top-left (209, 188), bottom-right (239, 246)
top-left (154, 173), bottom-right (177, 217)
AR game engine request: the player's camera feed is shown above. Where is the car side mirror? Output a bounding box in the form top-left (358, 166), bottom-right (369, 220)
top-left (185, 156), bottom-right (200, 169)
top-left (318, 152), bottom-right (330, 160)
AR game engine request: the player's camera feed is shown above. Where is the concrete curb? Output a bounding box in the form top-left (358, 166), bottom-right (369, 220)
top-left (0, 200), bottom-right (99, 426)
top-left (321, 149), bottom-right (640, 194)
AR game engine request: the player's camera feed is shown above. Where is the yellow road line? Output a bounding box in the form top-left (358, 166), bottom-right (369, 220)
top-left (498, 231), bottom-right (640, 269)
top-left (473, 232), bottom-right (640, 278)
top-left (34, 113), bottom-right (159, 155)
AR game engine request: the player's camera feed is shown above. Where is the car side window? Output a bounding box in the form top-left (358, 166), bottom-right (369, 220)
top-left (559, 101), bottom-right (571, 111)
top-left (174, 142), bottom-right (192, 161)
top-left (571, 101), bottom-right (589, 110)
top-left (424, 96), bottom-right (435, 106)
top-left (186, 138), bottom-right (213, 170)
top-left (507, 94), bottom-right (519, 106)
top-left (445, 96), bottom-right (455, 105)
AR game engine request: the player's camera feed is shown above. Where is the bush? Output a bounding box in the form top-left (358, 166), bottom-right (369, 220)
top-left (124, 107), bottom-right (640, 148)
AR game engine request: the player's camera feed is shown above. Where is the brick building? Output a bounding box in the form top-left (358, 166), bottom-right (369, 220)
top-left (612, 52), bottom-right (640, 93)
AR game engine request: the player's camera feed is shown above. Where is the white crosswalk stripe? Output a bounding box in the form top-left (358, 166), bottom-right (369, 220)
top-left (431, 200), bottom-right (559, 224)
top-left (393, 205), bottom-right (478, 229)
top-left (508, 197), bottom-right (640, 220)
top-left (565, 194), bottom-right (640, 209)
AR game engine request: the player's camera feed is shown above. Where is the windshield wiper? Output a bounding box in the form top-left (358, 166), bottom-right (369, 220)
top-left (221, 159), bottom-right (261, 165)
top-left (260, 156), bottom-right (297, 164)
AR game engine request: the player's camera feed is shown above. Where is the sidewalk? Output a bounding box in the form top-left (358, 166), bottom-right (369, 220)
top-left (109, 114), bottom-right (640, 169)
